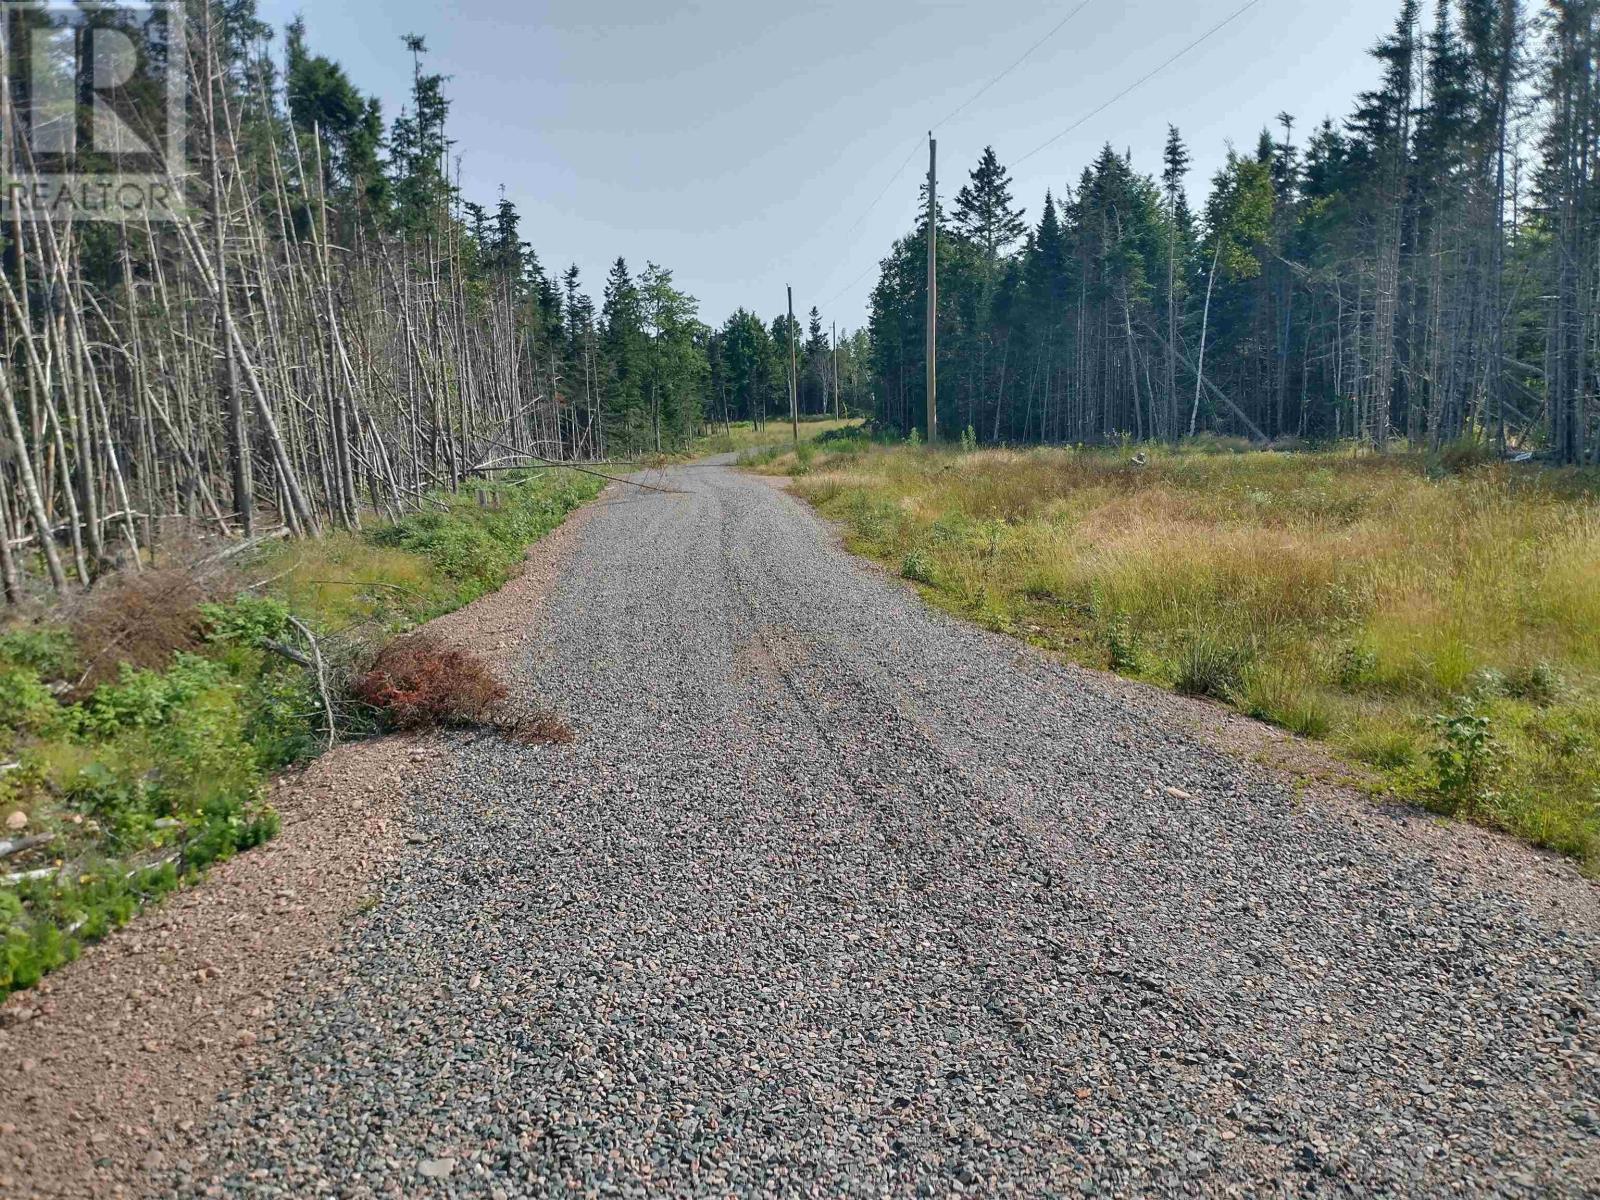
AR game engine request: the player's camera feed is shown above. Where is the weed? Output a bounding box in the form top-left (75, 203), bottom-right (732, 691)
top-left (1336, 642), bottom-right (1379, 690)
top-left (960, 425), bottom-right (977, 453)
top-left (901, 548), bottom-right (937, 586)
top-left (1429, 709), bottom-right (1503, 815)
top-left (1104, 614), bottom-right (1142, 674)
top-left (1176, 636), bottom-right (1253, 702)
top-left (508, 710), bottom-right (577, 745)
top-left (1507, 660), bottom-right (1565, 706)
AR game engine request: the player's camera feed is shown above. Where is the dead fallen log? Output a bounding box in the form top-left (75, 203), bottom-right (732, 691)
top-left (0, 835), bottom-right (54, 860)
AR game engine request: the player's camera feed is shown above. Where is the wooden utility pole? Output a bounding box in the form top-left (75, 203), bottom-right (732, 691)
top-left (787, 285), bottom-right (799, 443)
top-left (925, 133), bottom-right (938, 443)
top-left (832, 320), bottom-right (841, 420)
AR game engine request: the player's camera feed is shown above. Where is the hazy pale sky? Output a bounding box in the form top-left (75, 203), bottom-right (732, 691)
top-left (256, 0), bottom-right (1406, 331)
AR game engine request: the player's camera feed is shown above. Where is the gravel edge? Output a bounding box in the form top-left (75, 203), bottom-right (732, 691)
top-left (0, 498), bottom-right (602, 1199)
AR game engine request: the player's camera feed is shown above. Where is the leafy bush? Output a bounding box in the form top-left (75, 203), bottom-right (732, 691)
top-left (0, 667), bottom-right (65, 738)
top-left (0, 627), bottom-right (75, 678)
top-left (202, 595), bottom-right (292, 647)
top-left (901, 548), bottom-right (937, 586)
top-left (1430, 710), bottom-right (1503, 814)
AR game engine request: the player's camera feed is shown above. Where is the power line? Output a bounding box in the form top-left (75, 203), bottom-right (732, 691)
top-left (933, 0), bottom-right (1095, 132)
top-left (816, 0), bottom-right (1261, 317)
top-left (812, 2), bottom-right (1095, 304)
top-left (1013, 0), bottom-right (1262, 167)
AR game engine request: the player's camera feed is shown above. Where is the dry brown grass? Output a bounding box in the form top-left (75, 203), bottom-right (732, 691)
top-left (65, 568), bottom-right (214, 693)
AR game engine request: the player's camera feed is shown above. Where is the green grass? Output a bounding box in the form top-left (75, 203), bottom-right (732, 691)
top-left (690, 416), bottom-right (863, 462)
top-left (756, 439), bottom-right (1600, 868)
top-left (0, 470), bottom-right (601, 998)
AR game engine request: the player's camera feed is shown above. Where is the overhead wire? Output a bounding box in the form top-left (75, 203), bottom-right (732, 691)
top-left (1013, 0), bottom-right (1262, 166)
top-left (812, 1), bottom-right (1095, 307)
top-left (814, 0), bottom-right (1263, 316)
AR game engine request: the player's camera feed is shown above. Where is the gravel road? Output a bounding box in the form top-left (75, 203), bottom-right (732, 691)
top-left (178, 458), bottom-right (1600, 1198)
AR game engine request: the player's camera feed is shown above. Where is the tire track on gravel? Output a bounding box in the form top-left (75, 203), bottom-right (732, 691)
top-left (169, 458), bottom-right (1599, 1198)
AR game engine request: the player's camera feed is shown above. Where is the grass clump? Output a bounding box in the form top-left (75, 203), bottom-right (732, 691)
top-left (767, 439), bottom-right (1600, 867)
top-left (0, 470), bottom-right (600, 999)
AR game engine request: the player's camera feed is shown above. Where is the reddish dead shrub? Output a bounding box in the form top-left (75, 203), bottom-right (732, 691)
top-left (353, 632), bottom-right (508, 731)
top-left (68, 569), bottom-right (210, 693)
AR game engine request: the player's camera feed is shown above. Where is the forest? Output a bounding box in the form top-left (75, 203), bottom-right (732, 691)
top-left (867, 0), bottom-right (1597, 464)
top-left (0, 3), bottom-right (790, 600)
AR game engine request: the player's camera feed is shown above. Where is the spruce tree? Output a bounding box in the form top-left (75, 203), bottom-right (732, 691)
top-left (953, 146), bottom-right (1028, 262)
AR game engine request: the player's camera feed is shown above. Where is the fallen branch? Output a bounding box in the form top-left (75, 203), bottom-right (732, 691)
top-left (2, 867), bottom-right (58, 886)
top-left (287, 615), bottom-right (338, 752)
top-left (0, 835), bottom-right (53, 860)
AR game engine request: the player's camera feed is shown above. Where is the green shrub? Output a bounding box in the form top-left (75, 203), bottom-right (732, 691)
top-left (1429, 709), bottom-right (1503, 814)
top-left (901, 548), bottom-right (937, 585)
top-left (0, 627), bottom-right (75, 678)
top-left (202, 595), bottom-right (292, 647)
top-left (0, 667), bottom-right (65, 737)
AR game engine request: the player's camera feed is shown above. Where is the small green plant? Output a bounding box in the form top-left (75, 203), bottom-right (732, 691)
top-left (1467, 666), bottom-right (1509, 700)
top-left (1429, 709), bottom-right (1503, 814)
top-left (901, 548), bottom-right (937, 586)
top-left (1507, 660), bottom-right (1565, 706)
top-left (1336, 642), bottom-right (1379, 690)
top-left (1105, 614), bottom-right (1141, 674)
top-left (907, 427), bottom-right (923, 447)
top-left (960, 425), bottom-right (977, 453)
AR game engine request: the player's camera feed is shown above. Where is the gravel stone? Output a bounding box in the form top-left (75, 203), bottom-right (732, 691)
top-left (171, 459), bottom-right (1600, 1197)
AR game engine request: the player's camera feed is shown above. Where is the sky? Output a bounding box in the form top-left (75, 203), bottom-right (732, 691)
top-left (255, 0), bottom-right (1407, 332)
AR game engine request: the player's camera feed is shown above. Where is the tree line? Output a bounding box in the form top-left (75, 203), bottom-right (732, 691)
top-left (0, 3), bottom-right (871, 599)
top-left (867, 0), bottom-right (1596, 464)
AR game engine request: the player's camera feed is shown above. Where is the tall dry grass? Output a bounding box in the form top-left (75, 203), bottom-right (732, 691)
top-left (778, 441), bottom-right (1600, 866)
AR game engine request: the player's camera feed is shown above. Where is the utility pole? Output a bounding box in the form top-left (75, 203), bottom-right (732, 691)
top-left (787, 285), bottom-right (799, 443)
top-left (832, 320), bottom-right (841, 420)
top-left (925, 133), bottom-right (938, 444)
